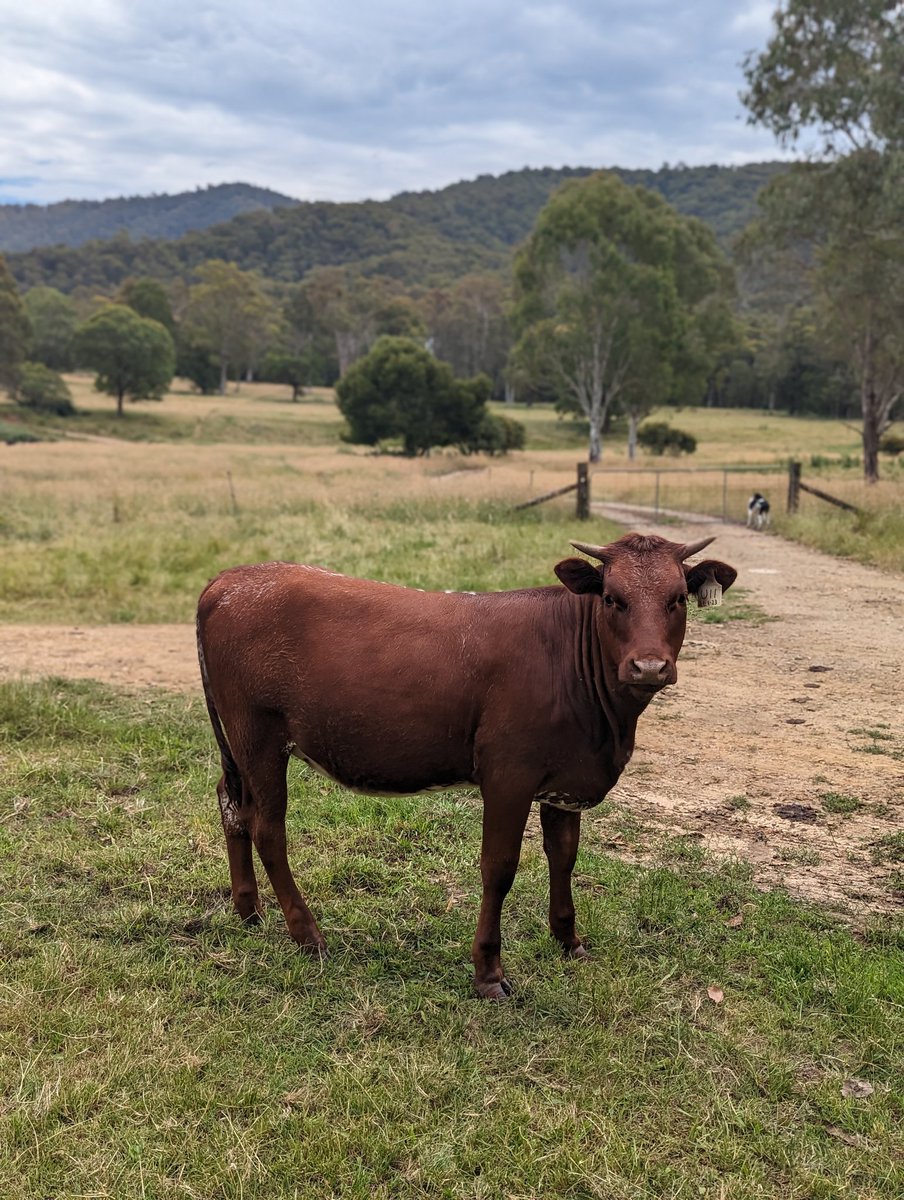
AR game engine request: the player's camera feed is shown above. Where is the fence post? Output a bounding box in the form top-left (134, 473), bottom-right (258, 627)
top-left (654, 472), bottom-right (661, 518)
top-left (787, 461), bottom-right (801, 513)
top-left (576, 462), bottom-right (590, 520)
top-left (722, 470), bottom-right (728, 521)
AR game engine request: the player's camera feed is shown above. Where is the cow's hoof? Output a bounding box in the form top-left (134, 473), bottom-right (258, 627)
top-left (475, 977), bottom-right (513, 1001)
top-left (567, 942), bottom-right (590, 961)
top-left (300, 936), bottom-right (328, 957)
top-left (240, 909), bottom-right (264, 926)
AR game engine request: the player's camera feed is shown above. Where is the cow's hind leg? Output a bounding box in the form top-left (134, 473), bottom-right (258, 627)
top-left (244, 741), bottom-right (326, 955)
top-left (217, 772), bottom-right (263, 924)
top-left (472, 781), bottom-right (532, 1000)
top-left (540, 804), bottom-right (588, 959)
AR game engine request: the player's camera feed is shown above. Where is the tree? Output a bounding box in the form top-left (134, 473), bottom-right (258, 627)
top-left (301, 268), bottom-right (386, 377)
top-left (336, 336), bottom-right (518, 456)
top-left (183, 260), bottom-right (276, 393)
top-left (176, 335), bottom-right (221, 394)
top-left (259, 351), bottom-right (309, 401)
top-left (23, 287), bottom-right (78, 370)
top-left (119, 277), bottom-right (176, 333)
top-left (0, 253), bottom-right (31, 395)
top-left (742, 0), bottom-right (904, 481)
top-left (72, 304), bottom-right (175, 416)
top-left (423, 274), bottom-right (512, 394)
top-left (15, 362), bottom-right (75, 415)
top-left (511, 172), bottom-right (733, 462)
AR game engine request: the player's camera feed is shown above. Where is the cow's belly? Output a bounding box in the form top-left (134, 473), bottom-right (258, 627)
top-left (290, 746), bottom-right (474, 797)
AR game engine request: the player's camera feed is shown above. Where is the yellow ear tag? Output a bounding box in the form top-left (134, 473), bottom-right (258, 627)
top-left (697, 573), bottom-right (723, 608)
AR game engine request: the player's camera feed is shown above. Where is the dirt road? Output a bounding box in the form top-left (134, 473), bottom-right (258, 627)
top-left (1, 518), bottom-right (902, 915)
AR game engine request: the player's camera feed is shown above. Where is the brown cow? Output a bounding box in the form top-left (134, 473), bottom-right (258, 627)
top-left (196, 533), bottom-right (736, 999)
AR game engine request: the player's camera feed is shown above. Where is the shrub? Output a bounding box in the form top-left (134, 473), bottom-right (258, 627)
top-left (461, 412), bottom-right (526, 456)
top-left (879, 430), bottom-right (904, 457)
top-left (637, 421), bottom-right (697, 456)
top-left (337, 338), bottom-right (514, 456)
top-left (15, 362), bottom-right (75, 415)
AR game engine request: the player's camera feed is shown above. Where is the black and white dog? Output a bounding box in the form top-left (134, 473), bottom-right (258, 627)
top-left (747, 492), bottom-right (770, 530)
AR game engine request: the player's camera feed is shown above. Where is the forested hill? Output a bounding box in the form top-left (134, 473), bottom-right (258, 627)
top-left (6, 163), bottom-right (787, 295)
top-left (0, 183), bottom-right (298, 253)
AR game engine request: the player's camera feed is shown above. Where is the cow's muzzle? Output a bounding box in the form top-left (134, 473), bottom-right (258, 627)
top-left (625, 658), bottom-right (675, 688)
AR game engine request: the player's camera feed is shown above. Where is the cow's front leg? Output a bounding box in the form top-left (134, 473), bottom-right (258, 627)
top-left (540, 803), bottom-right (588, 959)
top-left (472, 784), bottom-right (532, 1000)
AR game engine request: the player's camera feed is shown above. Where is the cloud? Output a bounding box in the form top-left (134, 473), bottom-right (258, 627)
top-left (0, 0), bottom-right (788, 205)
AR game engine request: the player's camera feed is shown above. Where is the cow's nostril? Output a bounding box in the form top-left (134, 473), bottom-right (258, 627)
top-left (631, 658), bottom-right (668, 681)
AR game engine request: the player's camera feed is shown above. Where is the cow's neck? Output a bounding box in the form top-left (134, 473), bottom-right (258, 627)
top-left (578, 594), bottom-right (652, 773)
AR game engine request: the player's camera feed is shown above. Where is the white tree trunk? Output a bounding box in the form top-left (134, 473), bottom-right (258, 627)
top-left (627, 411), bottom-right (638, 460)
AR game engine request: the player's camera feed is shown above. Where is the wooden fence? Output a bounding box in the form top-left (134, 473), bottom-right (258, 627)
top-left (511, 460), bottom-right (861, 523)
top-left (786, 462), bottom-right (860, 514)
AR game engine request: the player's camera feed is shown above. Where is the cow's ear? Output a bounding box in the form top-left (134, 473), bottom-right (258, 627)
top-left (684, 559), bottom-right (737, 596)
top-left (554, 557), bottom-right (603, 595)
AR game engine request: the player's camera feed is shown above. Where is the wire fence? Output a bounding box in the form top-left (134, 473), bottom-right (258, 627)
top-left (588, 464), bottom-right (788, 524)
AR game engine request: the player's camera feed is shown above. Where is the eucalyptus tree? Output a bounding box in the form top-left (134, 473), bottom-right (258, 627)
top-left (511, 172), bottom-right (733, 462)
top-left (183, 260), bottom-right (276, 393)
top-left (23, 286), bottom-right (77, 371)
top-left (743, 0), bottom-right (904, 481)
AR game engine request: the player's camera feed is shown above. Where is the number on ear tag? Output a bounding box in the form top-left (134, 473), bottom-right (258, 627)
top-left (697, 574), bottom-right (722, 608)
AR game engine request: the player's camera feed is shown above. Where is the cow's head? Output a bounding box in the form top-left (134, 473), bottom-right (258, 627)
top-left (554, 533), bottom-right (737, 695)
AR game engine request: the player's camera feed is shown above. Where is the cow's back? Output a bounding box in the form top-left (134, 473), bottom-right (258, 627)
top-left (197, 562), bottom-right (527, 793)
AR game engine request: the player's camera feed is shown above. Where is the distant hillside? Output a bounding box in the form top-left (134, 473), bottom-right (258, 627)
top-left (6, 163), bottom-right (788, 295)
top-left (0, 183), bottom-right (298, 253)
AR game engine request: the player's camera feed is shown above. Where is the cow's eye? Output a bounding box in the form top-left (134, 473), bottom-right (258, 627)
top-left (669, 594), bottom-right (688, 611)
top-left (603, 593), bottom-right (625, 611)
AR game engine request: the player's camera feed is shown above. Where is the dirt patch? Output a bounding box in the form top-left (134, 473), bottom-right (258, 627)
top-left (1, 518), bottom-right (902, 917)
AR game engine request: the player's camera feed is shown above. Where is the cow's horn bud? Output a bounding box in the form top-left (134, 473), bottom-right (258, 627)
top-left (678, 536), bottom-right (715, 561)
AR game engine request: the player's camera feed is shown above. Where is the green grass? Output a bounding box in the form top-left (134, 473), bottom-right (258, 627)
top-left (0, 490), bottom-right (624, 623)
top-left (692, 586), bottom-right (771, 626)
top-left (777, 505), bottom-right (904, 574)
top-left (0, 679), bottom-right (902, 1199)
top-left (820, 793), bottom-right (862, 815)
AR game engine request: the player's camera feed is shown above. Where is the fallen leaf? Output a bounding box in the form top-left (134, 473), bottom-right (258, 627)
top-left (841, 1078), bottom-right (874, 1100)
top-left (707, 986), bottom-right (724, 1004)
top-left (724, 914), bottom-right (744, 928)
top-left (825, 1125), bottom-right (864, 1148)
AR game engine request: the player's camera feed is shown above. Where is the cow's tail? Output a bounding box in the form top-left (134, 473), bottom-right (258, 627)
top-left (196, 610), bottom-right (243, 808)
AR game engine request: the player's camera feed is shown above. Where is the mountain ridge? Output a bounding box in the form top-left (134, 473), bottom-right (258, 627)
top-left (4, 163), bottom-right (788, 294)
top-left (0, 182), bottom-right (299, 253)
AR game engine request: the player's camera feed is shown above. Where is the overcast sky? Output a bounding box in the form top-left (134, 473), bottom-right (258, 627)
top-left (0, 1), bottom-right (786, 207)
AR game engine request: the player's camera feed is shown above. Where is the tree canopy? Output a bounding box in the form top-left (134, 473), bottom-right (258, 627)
top-left (512, 171), bottom-right (734, 461)
top-left (742, 0), bottom-right (904, 481)
top-left (335, 335), bottom-right (519, 457)
top-left (22, 286), bottom-right (78, 371)
top-left (72, 304), bottom-right (175, 416)
top-left (183, 260), bottom-right (276, 393)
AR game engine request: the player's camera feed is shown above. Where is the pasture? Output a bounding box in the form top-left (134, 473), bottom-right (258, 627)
top-left (0, 380), bottom-right (902, 1198)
